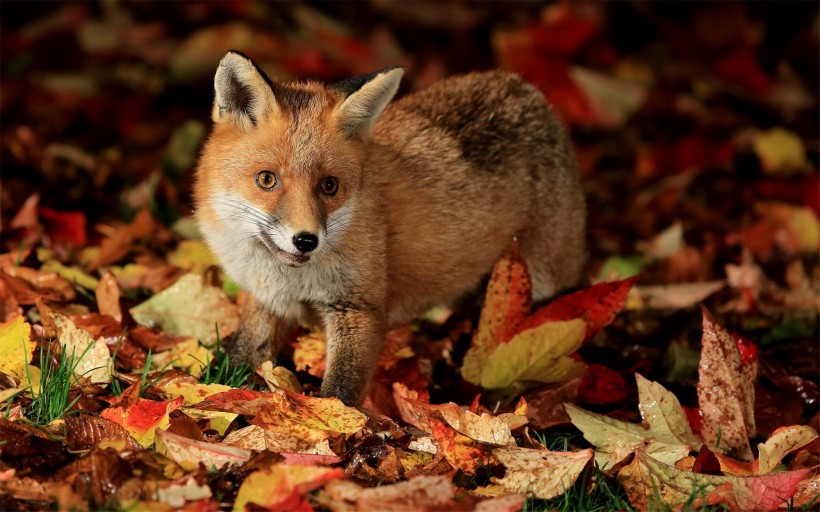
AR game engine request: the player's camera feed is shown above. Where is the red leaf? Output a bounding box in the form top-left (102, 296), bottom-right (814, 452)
top-left (522, 275), bottom-right (639, 341)
top-left (577, 364), bottom-right (630, 406)
top-left (731, 332), bottom-right (758, 366)
top-left (38, 207), bottom-right (87, 246)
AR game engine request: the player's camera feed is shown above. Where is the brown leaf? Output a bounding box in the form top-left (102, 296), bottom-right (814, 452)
top-left (523, 379), bottom-right (580, 429)
top-left (65, 412), bottom-right (141, 451)
top-left (322, 475), bottom-right (457, 511)
top-left (698, 307), bottom-right (756, 461)
top-left (95, 272), bottom-right (122, 323)
top-left (89, 208), bottom-right (157, 270)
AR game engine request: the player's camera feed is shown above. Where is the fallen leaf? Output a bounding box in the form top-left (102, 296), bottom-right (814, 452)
top-left (155, 429), bottom-right (250, 471)
top-left (95, 272), bottom-right (122, 323)
top-left (480, 319), bottom-right (586, 389)
top-left (636, 373), bottom-right (702, 450)
top-left (49, 310), bottom-right (112, 384)
top-left (321, 475), bottom-right (456, 511)
top-left (491, 445), bottom-right (593, 500)
top-left (40, 260), bottom-right (99, 290)
top-left (233, 464), bottom-right (343, 512)
top-left (619, 448), bottom-right (812, 512)
top-left (757, 425), bottom-right (818, 474)
top-left (195, 388), bottom-right (367, 444)
top-left (462, 242), bottom-right (532, 385)
top-left (635, 281), bottom-right (725, 309)
top-left (89, 208), bottom-right (157, 270)
top-left (159, 381), bottom-right (238, 435)
top-left (429, 417), bottom-right (490, 475)
top-left (753, 127), bottom-right (810, 175)
top-left (166, 240), bottom-right (219, 275)
top-left (65, 412), bottom-right (141, 451)
top-left (292, 332), bottom-right (327, 377)
top-left (100, 397), bottom-right (183, 448)
top-left (523, 379), bottom-right (579, 429)
top-left (222, 425), bottom-right (338, 457)
top-left (154, 476), bottom-right (213, 508)
top-left (0, 315), bottom-right (36, 383)
top-left (698, 307), bottom-right (756, 461)
top-left (129, 273), bottom-right (238, 347)
top-left (258, 361), bottom-right (303, 394)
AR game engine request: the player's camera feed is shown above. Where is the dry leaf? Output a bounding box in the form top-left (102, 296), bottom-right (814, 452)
top-left (698, 307), bottom-right (756, 461)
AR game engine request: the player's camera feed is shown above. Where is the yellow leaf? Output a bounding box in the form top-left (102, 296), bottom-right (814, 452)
top-left (160, 381), bottom-right (237, 435)
top-left (40, 260), bottom-right (99, 290)
top-left (757, 425), bottom-right (818, 474)
top-left (258, 361), bottom-right (303, 393)
top-left (233, 464), bottom-right (343, 512)
top-left (480, 319), bottom-right (586, 389)
top-left (151, 338), bottom-right (212, 378)
top-left (0, 315), bottom-right (36, 382)
top-left (753, 127), bottom-right (809, 175)
top-left (167, 240), bottom-right (220, 275)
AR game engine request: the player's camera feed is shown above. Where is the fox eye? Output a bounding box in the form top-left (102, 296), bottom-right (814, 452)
top-left (320, 176), bottom-right (339, 196)
top-left (255, 170), bottom-right (277, 190)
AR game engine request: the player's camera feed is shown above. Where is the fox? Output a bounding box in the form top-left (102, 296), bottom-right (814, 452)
top-left (193, 51), bottom-right (587, 406)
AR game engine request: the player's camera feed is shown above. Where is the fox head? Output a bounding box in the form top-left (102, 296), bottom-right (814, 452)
top-left (194, 51), bottom-right (403, 270)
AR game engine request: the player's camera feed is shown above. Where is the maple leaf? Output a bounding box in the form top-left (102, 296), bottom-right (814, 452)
top-left (100, 397), bottom-right (183, 448)
top-left (480, 319), bottom-right (586, 389)
top-left (195, 388), bottom-right (367, 444)
top-left (714, 425), bottom-right (819, 476)
top-left (392, 382), bottom-right (515, 446)
top-left (567, 374), bottom-right (699, 468)
top-left (233, 464), bottom-right (343, 512)
top-left (618, 448), bottom-right (812, 512)
top-left (698, 307), bottom-right (756, 461)
top-left (491, 445), bottom-right (593, 500)
top-left (429, 416), bottom-right (492, 475)
top-left (463, 244), bottom-right (636, 391)
top-left (461, 242), bottom-right (532, 384)
top-left (158, 381), bottom-right (238, 435)
top-left (521, 275), bottom-right (640, 339)
top-left (129, 273), bottom-right (238, 347)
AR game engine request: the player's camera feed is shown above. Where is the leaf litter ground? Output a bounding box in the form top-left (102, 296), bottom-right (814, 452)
top-left (0, 2), bottom-right (818, 511)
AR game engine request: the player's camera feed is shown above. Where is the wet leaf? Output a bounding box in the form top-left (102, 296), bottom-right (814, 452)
top-left (491, 445), bottom-right (593, 500)
top-left (618, 448), bottom-right (812, 512)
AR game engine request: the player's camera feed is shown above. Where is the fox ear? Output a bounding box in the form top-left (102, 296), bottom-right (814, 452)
top-left (212, 51), bottom-right (277, 129)
top-left (333, 67), bottom-right (404, 138)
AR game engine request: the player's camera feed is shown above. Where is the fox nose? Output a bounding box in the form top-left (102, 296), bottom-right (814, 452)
top-left (292, 232), bottom-right (319, 253)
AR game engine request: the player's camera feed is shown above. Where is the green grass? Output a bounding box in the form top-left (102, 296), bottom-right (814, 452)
top-left (25, 340), bottom-right (92, 425)
top-left (198, 326), bottom-right (254, 388)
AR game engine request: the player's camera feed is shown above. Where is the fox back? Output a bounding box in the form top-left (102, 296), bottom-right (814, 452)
top-left (194, 51), bottom-right (586, 405)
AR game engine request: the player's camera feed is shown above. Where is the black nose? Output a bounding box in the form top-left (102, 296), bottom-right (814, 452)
top-left (292, 232), bottom-right (318, 253)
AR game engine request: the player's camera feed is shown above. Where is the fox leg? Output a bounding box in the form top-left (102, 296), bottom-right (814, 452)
top-left (228, 293), bottom-right (297, 369)
top-left (320, 303), bottom-right (385, 407)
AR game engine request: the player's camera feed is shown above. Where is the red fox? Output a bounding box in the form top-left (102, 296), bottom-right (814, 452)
top-left (194, 51), bottom-right (587, 406)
